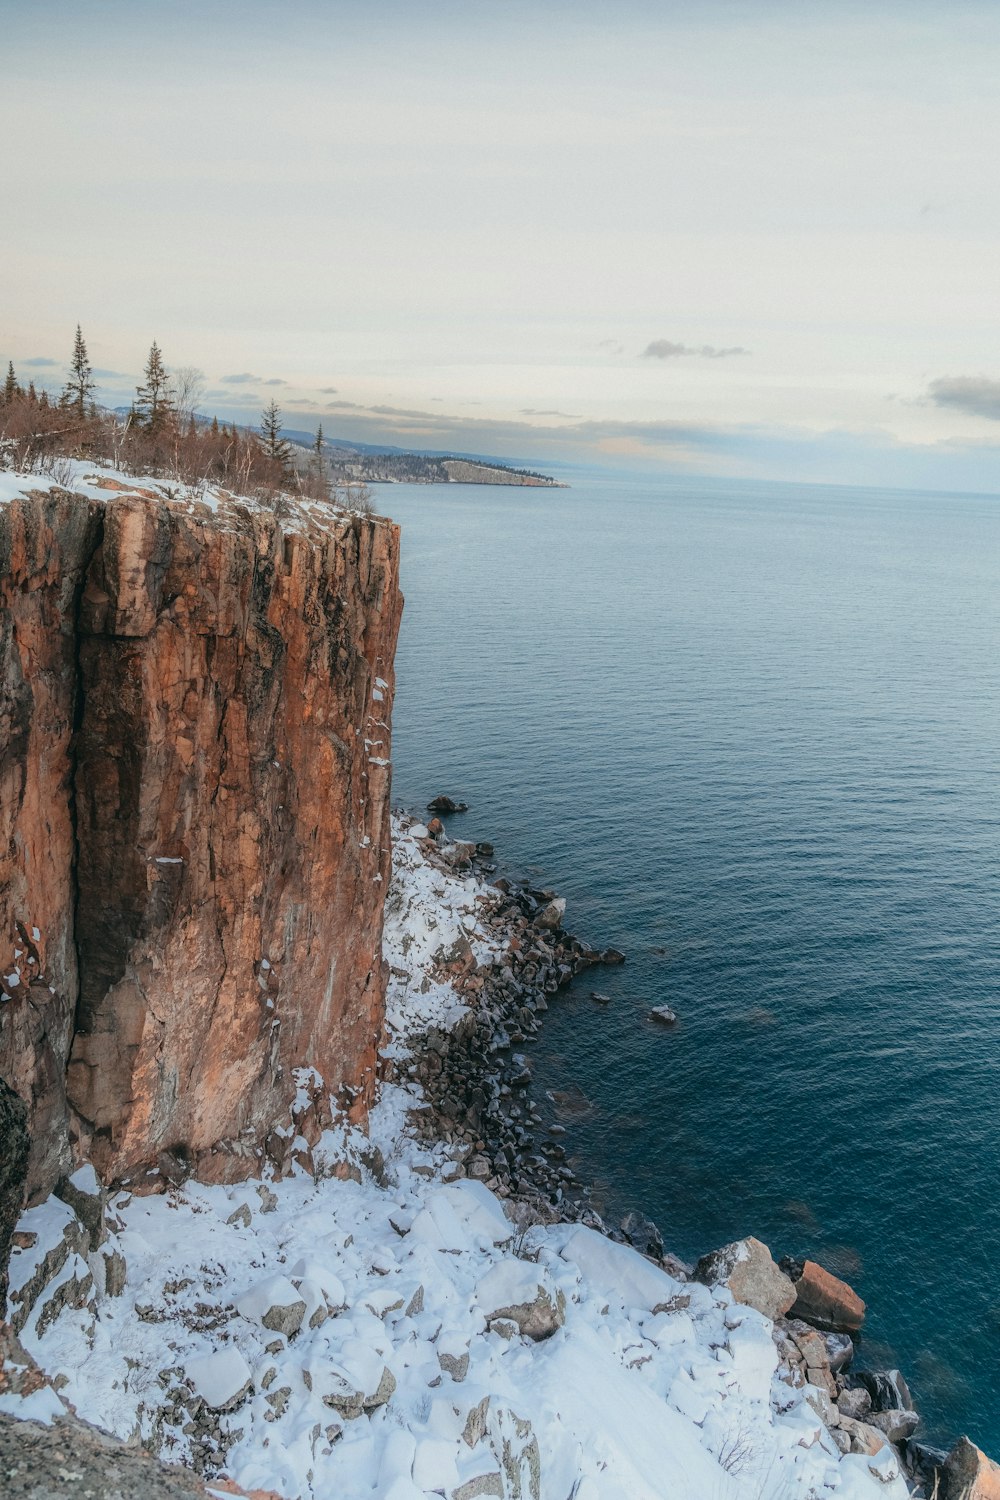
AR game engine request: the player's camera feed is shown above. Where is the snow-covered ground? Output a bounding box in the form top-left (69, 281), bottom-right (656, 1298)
top-left (0, 459), bottom-right (362, 528)
top-left (3, 819), bottom-right (910, 1500)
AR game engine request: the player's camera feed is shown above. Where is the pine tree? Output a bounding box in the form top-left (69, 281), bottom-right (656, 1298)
top-left (134, 341), bottom-right (173, 433)
top-left (62, 324), bottom-right (95, 415)
top-left (259, 399), bottom-right (292, 468)
top-left (27, 381), bottom-right (37, 404)
top-left (210, 415), bottom-right (220, 437)
top-left (314, 423), bottom-right (324, 457)
top-left (3, 362), bottom-right (18, 404)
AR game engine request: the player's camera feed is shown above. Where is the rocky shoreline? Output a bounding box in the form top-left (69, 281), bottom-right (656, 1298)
top-left (391, 804), bottom-right (997, 1500)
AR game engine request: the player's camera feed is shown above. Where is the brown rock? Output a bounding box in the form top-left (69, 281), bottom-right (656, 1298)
top-left (0, 490), bottom-right (101, 1202)
top-left (789, 1260), bottom-right (866, 1333)
top-left (941, 1437), bottom-right (1000, 1500)
top-left (694, 1237), bottom-right (797, 1321)
top-left (1, 485), bottom-right (402, 1191)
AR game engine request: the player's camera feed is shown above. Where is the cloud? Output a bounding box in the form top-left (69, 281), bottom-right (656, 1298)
top-left (927, 375), bottom-right (1000, 421)
top-left (262, 377), bottom-right (287, 386)
top-left (596, 339), bottom-right (626, 356)
top-left (519, 408), bottom-right (580, 418)
top-left (22, 356), bottom-right (58, 367)
top-left (92, 368), bottom-right (129, 380)
top-left (219, 372), bottom-right (261, 385)
top-left (642, 339), bottom-right (750, 360)
top-left (320, 386), bottom-right (339, 394)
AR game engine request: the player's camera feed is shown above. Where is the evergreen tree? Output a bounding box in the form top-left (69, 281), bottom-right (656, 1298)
top-left (314, 423), bottom-right (324, 456)
top-left (62, 324), bottom-right (95, 415)
top-left (27, 381), bottom-right (37, 404)
top-left (210, 415), bottom-right (220, 437)
top-left (3, 362), bottom-right (18, 404)
top-left (134, 341), bottom-right (173, 433)
top-left (259, 399), bottom-right (291, 468)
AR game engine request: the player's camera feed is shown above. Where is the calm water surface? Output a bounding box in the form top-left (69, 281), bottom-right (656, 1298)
top-left (383, 470), bottom-right (1000, 1453)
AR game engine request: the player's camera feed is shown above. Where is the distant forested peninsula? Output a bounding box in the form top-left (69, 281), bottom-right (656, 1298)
top-left (319, 448), bottom-right (566, 487)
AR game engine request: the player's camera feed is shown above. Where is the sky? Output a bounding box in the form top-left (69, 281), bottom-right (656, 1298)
top-left (4, 0), bottom-right (1000, 490)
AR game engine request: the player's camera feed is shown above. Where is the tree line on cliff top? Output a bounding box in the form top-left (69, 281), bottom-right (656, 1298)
top-left (0, 328), bottom-right (372, 511)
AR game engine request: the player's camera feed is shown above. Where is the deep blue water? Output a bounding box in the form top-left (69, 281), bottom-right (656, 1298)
top-left (383, 469), bottom-right (1000, 1454)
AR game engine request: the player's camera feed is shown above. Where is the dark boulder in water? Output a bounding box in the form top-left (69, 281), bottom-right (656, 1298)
top-left (620, 1210), bottom-right (664, 1260)
top-left (427, 795), bottom-right (468, 813)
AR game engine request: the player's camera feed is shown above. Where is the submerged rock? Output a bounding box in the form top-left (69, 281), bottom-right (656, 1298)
top-left (649, 1005), bottom-right (678, 1025)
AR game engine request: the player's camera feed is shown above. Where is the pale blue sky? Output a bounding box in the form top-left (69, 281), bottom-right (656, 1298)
top-left (5, 0), bottom-right (1000, 488)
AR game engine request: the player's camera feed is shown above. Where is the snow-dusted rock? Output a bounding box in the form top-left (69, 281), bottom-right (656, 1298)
top-left (534, 898), bottom-right (565, 931)
top-left (693, 1236), bottom-right (796, 1320)
top-left (235, 1274), bottom-right (306, 1336)
top-left (475, 1259), bottom-right (565, 1340)
top-left (561, 1224), bottom-right (686, 1313)
top-left (184, 1348), bottom-right (252, 1411)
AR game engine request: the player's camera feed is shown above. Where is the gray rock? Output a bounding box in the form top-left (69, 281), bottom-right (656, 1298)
top-left (868, 1408), bottom-right (920, 1443)
top-left (102, 1248), bottom-right (127, 1298)
top-left (694, 1237), bottom-right (797, 1321)
top-left (535, 899), bottom-right (566, 931)
top-left (0, 1412), bottom-right (222, 1498)
top-left (837, 1386), bottom-right (873, 1422)
top-left (452, 1475), bottom-right (503, 1500)
top-left (824, 1331), bottom-right (854, 1372)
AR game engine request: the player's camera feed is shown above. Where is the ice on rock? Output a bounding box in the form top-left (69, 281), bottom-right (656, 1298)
top-left (236, 1274), bottom-right (307, 1336)
top-left (184, 1348), bottom-right (252, 1411)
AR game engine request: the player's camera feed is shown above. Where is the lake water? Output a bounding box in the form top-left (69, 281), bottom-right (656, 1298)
top-left (383, 468), bottom-right (1000, 1454)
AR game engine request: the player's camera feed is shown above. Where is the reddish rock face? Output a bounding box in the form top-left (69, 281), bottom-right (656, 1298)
top-left (788, 1259), bottom-right (866, 1333)
top-left (0, 484), bottom-right (401, 1197)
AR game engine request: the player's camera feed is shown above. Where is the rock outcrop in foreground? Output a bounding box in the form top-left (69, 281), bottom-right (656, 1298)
top-left (0, 474), bottom-right (401, 1202)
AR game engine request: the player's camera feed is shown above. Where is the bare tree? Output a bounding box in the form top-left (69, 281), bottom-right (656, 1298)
top-left (172, 365), bottom-right (205, 423)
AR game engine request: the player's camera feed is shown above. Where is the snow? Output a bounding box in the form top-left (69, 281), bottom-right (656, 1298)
top-left (0, 459), bottom-right (359, 537)
top-left (185, 1348), bottom-right (253, 1410)
top-left (6, 814), bottom-right (910, 1500)
top-left (68, 1163), bottom-right (100, 1196)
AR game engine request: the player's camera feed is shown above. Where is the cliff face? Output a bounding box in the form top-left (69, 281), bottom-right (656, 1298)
top-left (0, 479), bottom-right (401, 1201)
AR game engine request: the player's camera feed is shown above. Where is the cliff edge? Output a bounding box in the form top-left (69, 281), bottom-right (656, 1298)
top-left (0, 470), bottom-right (402, 1206)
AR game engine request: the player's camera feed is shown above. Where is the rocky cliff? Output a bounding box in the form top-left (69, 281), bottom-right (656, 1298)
top-left (0, 475), bottom-right (401, 1207)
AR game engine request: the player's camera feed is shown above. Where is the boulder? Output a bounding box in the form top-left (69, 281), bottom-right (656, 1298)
top-left (788, 1259), bottom-right (865, 1332)
top-left (476, 1259), bottom-right (565, 1340)
top-left (868, 1408), bottom-right (920, 1443)
top-left (427, 796), bottom-right (469, 814)
top-left (236, 1275), bottom-right (307, 1337)
top-left (694, 1237), bottom-right (797, 1321)
top-left (855, 1366), bottom-right (912, 1412)
top-left (535, 899), bottom-right (566, 932)
top-left (940, 1437), bottom-right (1000, 1500)
top-left (824, 1331), bottom-right (854, 1372)
top-left (838, 1415), bottom-right (893, 1459)
top-left (649, 1005), bottom-right (677, 1025)
top-left (620, 1210), bottom-right (664, 1260)
top-left (184, 1348), bottom-right (252, 1412)
top-left (837, 1386), bottom-right (872, 1422)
